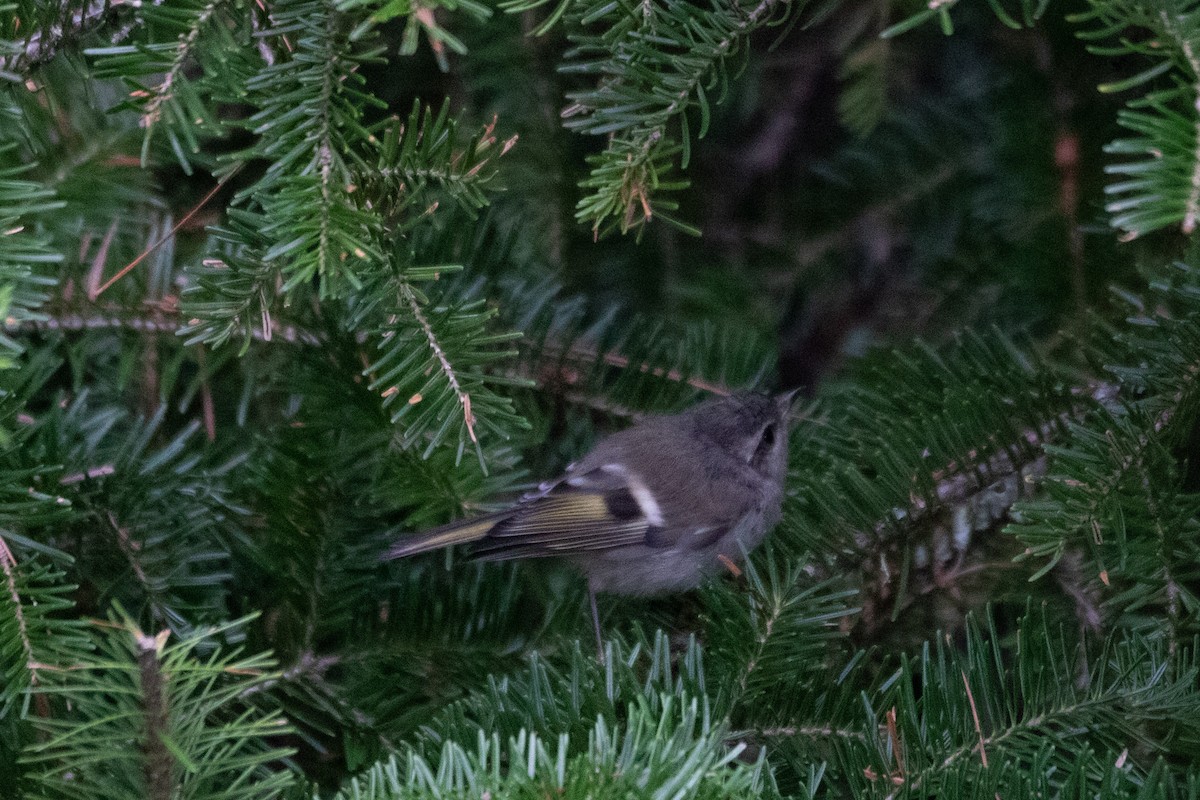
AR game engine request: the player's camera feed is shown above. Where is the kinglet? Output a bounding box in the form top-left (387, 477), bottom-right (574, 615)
top-left (385, 391), bottom-right (796, 656)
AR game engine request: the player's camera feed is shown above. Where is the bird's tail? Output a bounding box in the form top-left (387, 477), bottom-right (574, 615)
top-left (383, 510), bottom-right (512, 560)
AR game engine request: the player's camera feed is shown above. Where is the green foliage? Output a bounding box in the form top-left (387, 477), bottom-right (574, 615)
top-left (19, 614), bottom-right (296, 800)
top-left (17, 393), bottom-right (244, 632)
top-left (1070, 0), bottom-right (1200, 237)
top-left (331, 695), bottom-right (768, 800)
top-left (5, 0), bottom-right (1200, 798)
top-left (0, 558), bottom-right (87, 786)
top-left (0, 151), bottom-right (62, 371)
top-left (363, 101), bottom-right (512, 221)
top-left (786, 330), bottom-right (1074, 564)
top-left (1011, 266), bottom-right (1200, 635)
top-left (562, 0), bottom-right (797, 235)
top-left (86, 0), bottom-right (258, 171)
top-left (235, 0), bottom-right (385, 298)
top-left (843, 611), bottom-right (1200, 798)
top-left (881, 0), bottom-right (1049, 38)
top-left (701, 554), bottom-right (858, 720)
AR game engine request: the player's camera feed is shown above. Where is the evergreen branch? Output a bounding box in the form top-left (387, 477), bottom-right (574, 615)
top-left (334, 692), bottom-right (766, 800)
top-left (413, 631), bottom-right (710, 757)
top-left (840, 378), bottom-right (1104, 574)
top-left (406, 283), bottom-right (476, 442)
top-left (135, 629), bottom-right (173, 800)
top-left (479, 273), bottom-right (775, 418)
top-left (139, 0), bottom-right (226, 130)
top-left (21, 615), bottom-right (296, 800)
top-left (1108, 265), bottom-right (1200, 433)
top-left (17, 306), bottom-right (321, 346)
top-left (353, 274), bottom-right (528, 458)
top-left (363, 101), bottom-right (515, 220)
top-left (0, 150), bottom-right (65, 370)
top-left (236, 0), bottom-right (385, 298)
top-left (1010, 408), bottom-right (1200, 633)
top-left (18, 398), bottom-right (240, 633)
top-left (104, 509), bottom-right (174, 630)
top-left (565, 0), bottom-right (794, 234)
top-left (786, 333), bottom-right (1080, 561)
top-left (703, 554), bottom-right (857, 719)
top-left (550, 343), bottom-right (735, 396)
top-left (0, 536), bottom-right (36, 692)
top-left (20, 283), bottom-right (748, 413)
top-left (180, 209), bottom-right (299, 350)
top-left (1075, 0), bottom-right (1200, 236)
top-left (0, 0), bottom-right (116, 75)
top-left (1010, 267), bottom-right (1200, 633)
top-left (843, 611), bottom-right (1200, 800)
top-left (87, 0), bottom-right (255, 171)
top-left (0, 554), bottom-right (88, 734)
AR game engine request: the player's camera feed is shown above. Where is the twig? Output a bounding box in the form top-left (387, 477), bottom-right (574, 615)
top-left (537, 341), bottom-right (733, 397)
top-left (135, 628), bottom-right (174, 800)
top-left (106, 511), bottom-right (172, 626)
top-left (0, 537), bottom-right (37, 687)
top-left (961, 670), bottom-right (988, 767)
top-left (85, 218), bottom-right (120, 301)
top-left (734, 592), bottom-right (781, 700)
top-left (401, 285), bottom-right (477, 442)
top-left (196, 346), bottom-right (216, 442)
top-left (59, 465), bottom-right (116, 485)
top-left (141, 0), bottom-right (226, 131)
top-left (885, 707), bottom-right (905, 777)
top-left (0, 0), bottom-right (121, 75)
top-left (729, 724), bottom-right (867, 743)
top-left (94, 168), bottom-right (239, 298)
top-left (11, 309), bottom-right (322, 346)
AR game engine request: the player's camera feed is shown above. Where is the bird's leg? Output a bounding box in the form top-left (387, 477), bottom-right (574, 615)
top-left (589, 583), bottom-right (604, 663)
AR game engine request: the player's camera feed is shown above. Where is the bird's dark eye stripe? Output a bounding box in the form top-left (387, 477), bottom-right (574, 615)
top-left (605, 488), bottom-right (643, 520)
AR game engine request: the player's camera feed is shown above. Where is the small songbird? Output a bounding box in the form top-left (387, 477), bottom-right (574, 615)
top-left (384, 391), bottom-right (797, 656)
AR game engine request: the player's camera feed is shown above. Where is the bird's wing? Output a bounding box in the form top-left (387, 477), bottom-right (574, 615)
top-left (383, 508), bottom-right (515, 560)
top-left (470, 466), bottom-right (666, 560)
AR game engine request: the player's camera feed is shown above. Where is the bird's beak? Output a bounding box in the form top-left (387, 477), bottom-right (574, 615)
top-left (776, 387), bottom-right (804, 425)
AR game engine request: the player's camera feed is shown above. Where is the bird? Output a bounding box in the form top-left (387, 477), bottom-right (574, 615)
top-left (384, 391), bottom-right (796, 657)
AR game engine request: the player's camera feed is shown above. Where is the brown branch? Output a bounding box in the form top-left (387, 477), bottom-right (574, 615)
top-left (11, 309), bottom-right (321, 346)
top-left (106, 511), bottom-right (172, 626)
top-left (94, 169), bottom-right (237, 298)
top-left (0, 537), bottom-right (37, 689)
top-left (401, 285), bottom-right (477, 442)
top-left (885, 707), bottom-right (905, 778)
top-left (135, 629), bottom-right (174, 800)
top-left (196, 346), bottom-right (216, 442)
top-left (59, 464), bottom-right (116, 485)
top-left (535, 341), bottom-right (734, 397)
top-left (961, 670), bottom-right (988, 767)
top-left (0, 0), bottom-right (124, 75)
top-left (141, 0), bottom-right (226, 131)
top-left (729, 724), bottom-right (867, 743)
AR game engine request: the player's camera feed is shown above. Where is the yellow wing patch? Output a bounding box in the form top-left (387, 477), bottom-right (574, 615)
top-left (478, 492), bottom-right (650, 555)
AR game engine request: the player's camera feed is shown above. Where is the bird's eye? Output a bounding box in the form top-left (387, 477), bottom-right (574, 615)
top-left (751, 424), bottom-right (776, 465)
top-left (760, 425), bottom-right (775, 447)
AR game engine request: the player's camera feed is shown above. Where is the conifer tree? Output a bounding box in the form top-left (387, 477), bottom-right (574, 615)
top-left (2, 0), bottom-right (1200, 798)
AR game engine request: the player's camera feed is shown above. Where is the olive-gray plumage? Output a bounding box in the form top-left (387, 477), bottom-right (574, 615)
top-left (385, 392), bottom-right (794, 653)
